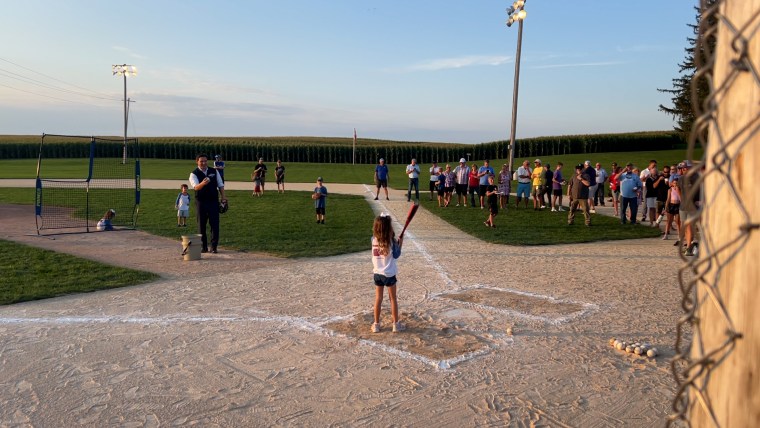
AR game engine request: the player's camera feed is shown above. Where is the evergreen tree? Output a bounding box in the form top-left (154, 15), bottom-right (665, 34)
top-left (658, 2), bottom-right (716, 140)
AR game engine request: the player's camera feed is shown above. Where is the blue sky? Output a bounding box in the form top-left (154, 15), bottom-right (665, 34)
top-left (0, 1), bottom-right (697, 144)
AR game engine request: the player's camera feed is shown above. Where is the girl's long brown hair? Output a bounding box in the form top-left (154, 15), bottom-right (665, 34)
top-left (373, 215), bottom-right (395, 256)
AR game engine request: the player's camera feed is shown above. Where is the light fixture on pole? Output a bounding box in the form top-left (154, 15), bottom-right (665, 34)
top-left (505, 0), bottom-right (527, 177)
top-left (112, 64), bottom-right (137, 162)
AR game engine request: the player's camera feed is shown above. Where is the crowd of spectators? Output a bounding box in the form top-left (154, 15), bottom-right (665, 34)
top-left (388, 157), bottom-right (701, 254)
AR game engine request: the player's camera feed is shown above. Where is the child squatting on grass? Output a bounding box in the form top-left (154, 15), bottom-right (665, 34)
top-left (371, 213), bottom-right (405, 333)
top-left (97, 209), bottom-right (116, 231)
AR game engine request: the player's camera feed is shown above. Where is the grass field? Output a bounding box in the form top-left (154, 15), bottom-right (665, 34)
top-left (0, 188), bottom-right (375, 258)
top-left (416, 197), bottom-right (661, 245)
top-left (0, 239), bottom-right (159, 305)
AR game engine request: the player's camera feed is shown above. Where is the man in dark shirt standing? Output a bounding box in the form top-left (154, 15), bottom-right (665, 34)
top-left (567, 164), bottom-right (592, 226)
top-left (189, 154), bottom-right (227, 253)
top-left (254, 158), bottom-right (268, 194)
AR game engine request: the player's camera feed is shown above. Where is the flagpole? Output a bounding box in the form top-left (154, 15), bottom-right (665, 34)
top-left (353, 128), bottom-right (357, 165)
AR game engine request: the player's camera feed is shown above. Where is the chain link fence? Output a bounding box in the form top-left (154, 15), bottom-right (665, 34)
top-left (669, 0), bottom-right (760, 426)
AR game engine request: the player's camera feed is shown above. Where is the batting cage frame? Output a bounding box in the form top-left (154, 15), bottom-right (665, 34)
top-left (35, 134), bottom-right (141, 234)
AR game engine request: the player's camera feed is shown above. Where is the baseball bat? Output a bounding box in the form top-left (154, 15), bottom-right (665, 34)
top-left (399, 201), bottom-right (420, 239)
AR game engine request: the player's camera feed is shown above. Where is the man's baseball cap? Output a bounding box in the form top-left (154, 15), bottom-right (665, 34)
top-left (317, 176), bottom-right (323, 182)
top-left (214, 154), bottom-right (221, 159)
top-left (534, 159), bottom-right (541, 163)
top-left (575, 164), bottom-right (583, 169)
top-left (460, 158), bottom-right (466, 163)
top-left (682, 160), bottom-right (693, 167)
top-left (379, 158), bottom-right (384, 162)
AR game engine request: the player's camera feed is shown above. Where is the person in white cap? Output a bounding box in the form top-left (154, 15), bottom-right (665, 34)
top-left (453, 158), bottom-right (470, 206)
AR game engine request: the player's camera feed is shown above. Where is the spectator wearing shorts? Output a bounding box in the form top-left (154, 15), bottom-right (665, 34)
top-left (443, 164), bottom-right (456, 207)
top-left (531, 159), bottom-right (544, 210)
top-left (644, 163), bottom-right (664, 227)
top-left (374, 158), bottom-right (390, 200)
top-left (567, 164), bottom-right (592, 226)
top-left (484, 175), bottom-right (499, 227)
top-left (454, 158), bottom-right (470, 207)
top-left (515, 159), bottom-right (532, 209)
top-left (468, 164), bottom-right (479, 208)
top-left (498, 163), bottom-right (511, 209)
top-left (175, 183), bottom-right (191, 227)
top-left (313, 176), bottom-right (328, 224)
top-left (609, 165), bottom-right (622, 216)
top-left (275, 160), bottom-right (286, 193)
top-left (254, 158), bottom-right (267, 193)
top-left (477, 160), bottom-right (495, 209)
top-left (551, 162), bottom-right (565, 212)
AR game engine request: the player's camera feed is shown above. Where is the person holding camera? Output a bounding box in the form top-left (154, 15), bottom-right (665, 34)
top-left (567, 164), bottom-right (592, 226)
top-left (644, 163), bottom-right (667, 227)
top-left (616, 163), bottom-right (643, 225)
top-left (189, 153), bottom-right (227, 253)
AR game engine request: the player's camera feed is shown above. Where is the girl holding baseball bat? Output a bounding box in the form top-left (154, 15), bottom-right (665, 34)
top-left (371, 214), bottom-right (404, 333)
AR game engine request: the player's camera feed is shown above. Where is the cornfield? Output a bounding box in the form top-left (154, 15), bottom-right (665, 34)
top-left (0, 131), bottom-right (682, 163)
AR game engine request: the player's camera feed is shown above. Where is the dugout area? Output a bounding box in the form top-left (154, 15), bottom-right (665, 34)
top-left (35, 134), bottom-right (141, 234)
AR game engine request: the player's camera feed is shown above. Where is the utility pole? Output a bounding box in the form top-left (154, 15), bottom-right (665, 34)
top-left (505, 1), bottom-right (527, 176)
top-left (112, 64), bottom-right (137, 163)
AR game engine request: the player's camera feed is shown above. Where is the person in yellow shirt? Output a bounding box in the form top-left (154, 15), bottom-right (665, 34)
top-left (531, 159), bottom-right (545, 210)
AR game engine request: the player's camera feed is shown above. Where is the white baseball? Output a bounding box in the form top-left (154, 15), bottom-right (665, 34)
top-left (647, 348), bottom-right (658, 358)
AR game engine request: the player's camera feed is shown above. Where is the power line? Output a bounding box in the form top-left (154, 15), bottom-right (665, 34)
top-left (0, 56), bottom-right (117, 99)
top-left (0, 82), bottom-right (115, 106)
top-left (0, 68), bottom-right (120, 101)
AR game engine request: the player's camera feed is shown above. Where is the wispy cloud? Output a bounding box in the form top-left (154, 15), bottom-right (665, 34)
top-left (390, 55), bottom-right (510, 73)
top-left (112, 46), bottom-right (148, 60)
top-left (529, 61), bottom-right (626, 70)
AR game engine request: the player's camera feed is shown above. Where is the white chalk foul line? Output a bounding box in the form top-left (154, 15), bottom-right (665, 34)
top-left (363, 187), bottom-right (455, 287)
top-left (0, 312), bottom-right (507, 370)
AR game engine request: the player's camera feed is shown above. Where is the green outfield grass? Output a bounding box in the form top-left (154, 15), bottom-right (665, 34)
top-left (0, 188), bottom-right (375, 258)
top-left (416, 197), bottom-right (661, 245)
top-left (0, 239), bottom-right (159, 305)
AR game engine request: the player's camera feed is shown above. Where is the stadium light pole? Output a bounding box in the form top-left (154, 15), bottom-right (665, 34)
top-left (112, 64), bottom-right (137, 162)
top-left (505, 1), bottom-right (527, 177)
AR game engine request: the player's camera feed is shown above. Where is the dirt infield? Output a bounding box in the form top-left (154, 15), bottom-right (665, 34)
top-left (0, 185), bottom-right (686, 426)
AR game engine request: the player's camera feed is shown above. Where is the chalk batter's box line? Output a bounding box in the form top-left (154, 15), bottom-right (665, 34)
top-left (0, 312), bottom-right (502, 371)
top-left (430, 284), bottom-right (599, 326)
top-left (313, 312), bottom-right (509, 370)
